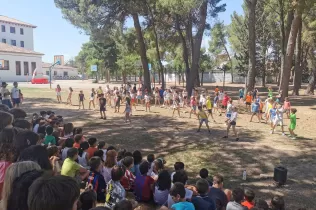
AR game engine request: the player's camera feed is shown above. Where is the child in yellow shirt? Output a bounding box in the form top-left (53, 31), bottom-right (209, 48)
top-left (197, 106), bottom-right (210, 133)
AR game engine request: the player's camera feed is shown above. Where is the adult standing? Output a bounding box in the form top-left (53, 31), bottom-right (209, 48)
top-left (11, 82), bottom-right (21, 108)
top-left (1, 82), bottom-right (12, 108)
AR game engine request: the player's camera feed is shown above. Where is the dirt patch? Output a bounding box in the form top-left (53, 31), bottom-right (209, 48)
top-left (20, 85), bottom-right (316, 209)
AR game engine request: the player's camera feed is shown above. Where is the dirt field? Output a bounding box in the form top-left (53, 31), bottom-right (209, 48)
top-left (17, 81), bottom-right (316, 209)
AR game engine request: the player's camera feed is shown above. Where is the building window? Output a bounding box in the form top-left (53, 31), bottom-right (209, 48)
top-left (0, 60), bottom-right (9, 70)
top-left (20, 41), bottom-right (24, 48)
top-left (46, 71), bottom-right (50, 76)
top-left (2, 39), bottom-right (6, 44)
top-left (11, 40), bottom-right (16, 46)
top-left (63, 71), bottom-right (68, 77)
top-left (31, 62), bottom-right (36, 74)
top-left (54, 71), bottom-right (57, 76)
top-left (1, 25), bottom-right (5, 32)
top-left (20, 28), bottom-right (24, 35)
top-left (16, 61), bottom-right (21, 75)
top-left (24, 62), bottom-right (29, 75)
top-left (10, 27), bottom-right (15, 34)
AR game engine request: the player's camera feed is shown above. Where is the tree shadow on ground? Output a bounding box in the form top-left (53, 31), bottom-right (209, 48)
top-left (23, 97), bottom-right (316, 210)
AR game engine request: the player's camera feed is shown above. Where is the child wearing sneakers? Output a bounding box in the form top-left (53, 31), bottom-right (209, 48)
top-left (271, 104), bottom-right (285, 135)
top-left (197, 106), bottom-right (211, 133)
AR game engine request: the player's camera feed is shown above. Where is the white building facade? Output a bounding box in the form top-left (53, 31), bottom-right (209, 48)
top-left (0, 43), bottom-right (43, 82)
top-left (42, 62), bottom-right (79, 79)
top-left (0, 16), bottom-right (36, 50)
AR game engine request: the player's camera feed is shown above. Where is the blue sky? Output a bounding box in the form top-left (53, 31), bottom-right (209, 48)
top-left (1, 0), bottom-right (243, 63)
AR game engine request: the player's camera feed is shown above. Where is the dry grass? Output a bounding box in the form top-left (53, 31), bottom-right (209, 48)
top-left (19, 86), bottom-right (316, 210)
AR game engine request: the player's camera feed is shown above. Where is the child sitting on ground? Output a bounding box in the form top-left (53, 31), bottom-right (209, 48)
top-left (171, 162), bottom-right (185, 182)
top-left (134, 161), bottom-right (155, 202)
top-left (105, 166), bottom-right (126, 208)
top-left (227, 188), bottom-right (247, 210)
top-left (44, 126), bottom-right (56, 146)
top-left (87, 137), bottom-right (98, 160)
top-left (78, 142), bottom-right (89, 169)
top-left (98, 141), bottom-right (107, 161)
top-left (199, 168), bottom-right (212, 186)
top-left (169, 182), bottom-right (195, 210)
top-left (192, 179), bottom-right (216, 210)
top-left (79, 189), bottom-right (97, 210)
top-left (61, 138), bottom-right (75, 161)
top-left (120, 156), bottom-right (136, 191)
top-left (73, 134), bottom-right (83, 149)
top-left (147, 154), bottom-right (155, 176)
top-left (154, 170), bottom-right (171, 206)
top-left (87, 157), bottom-right (107, 202)
top-left (61, 148), bottom-right (89, 182)
top-left (241, 188), bottom-right (255, 210)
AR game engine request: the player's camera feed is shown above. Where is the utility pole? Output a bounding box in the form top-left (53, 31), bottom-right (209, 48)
top-left (49, 60), bottom-right (60, 89)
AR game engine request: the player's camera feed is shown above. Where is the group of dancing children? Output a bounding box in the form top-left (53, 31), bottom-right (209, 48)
top-left (56, 84), bottom-right (298, 140)
top-left (239, 86), bottom-right (297, 140)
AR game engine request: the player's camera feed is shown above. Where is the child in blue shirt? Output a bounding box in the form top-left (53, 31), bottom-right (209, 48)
top-left (250, 101), bottom-right (261, 123)
top-left (170, 182), bottom-right (195, 210)
top-left (192, 179), bottom-right (216, 210)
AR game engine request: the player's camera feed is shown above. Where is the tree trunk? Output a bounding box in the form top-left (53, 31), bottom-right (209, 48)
top-left (279, 9), bottom-right (294, 92)
top-left (245, 0), bottom-right (257, 95)
top-left (281, 3), bottom-right (303, 99)
top-left (146, 2), bottom-right (165, 89)
top-left (187, 1), bottom-right (207, 96)
top-left (292, 18), bottom-right (303, 96)
top-left (262, 46), bottom-right (267, 87)
top-left (132, 13), bottom-right (151, 92)
top-left (175, 15), bottom-right (191, 88)
top-left (305, 69), bottom-right (316, 95)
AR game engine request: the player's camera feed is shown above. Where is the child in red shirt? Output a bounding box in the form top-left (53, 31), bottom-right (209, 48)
top-left (134, 161), bottom-right (155, 202)
top-left (241, 188), bottom-right (255, 209)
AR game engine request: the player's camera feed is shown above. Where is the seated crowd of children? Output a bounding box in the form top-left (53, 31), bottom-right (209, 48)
top-left (0, 102), bottom-right (302, 210)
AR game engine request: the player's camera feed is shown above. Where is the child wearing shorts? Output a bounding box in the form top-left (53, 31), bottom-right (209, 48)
top-left (223, 107), bottom-right (239, 141)
top-left (271, 104), bottom-right (285, 135)
top-left (197, 106), bottom-right (210, 133)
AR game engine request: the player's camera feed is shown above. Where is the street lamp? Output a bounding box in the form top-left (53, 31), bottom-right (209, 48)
top-left (49, 60), bottom-right (60, 89)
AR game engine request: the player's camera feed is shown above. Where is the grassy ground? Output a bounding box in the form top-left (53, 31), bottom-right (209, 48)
top-left (19, 85), bottom-right (316, 210)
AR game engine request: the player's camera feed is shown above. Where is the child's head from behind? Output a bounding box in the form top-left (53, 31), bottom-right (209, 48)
top-left (88, 137), bottom-right (97, 147)
top-left (213, 174), bottom-right (224, 188)
top-left (67, 148), bottom-right (78, 160)
top-left (97, 141), bottom-right (106, 149)
top-left (79, 190), bottom-right (97, 210)
top-left (170, 182), bottom-right (186, 203)
top-left (133, 150), bottom-right (142, 165)
top-left (232, 187), bottom-right (244, 203)
top-left (157, 170), bottom-right (171, 191)
top-left (147, 154), bottom-right (155, 163)
top-left (270, 195), bottom-right (285, 210)
top-left (64, 123), bottom-right (74, 135)
top-left (113, 200), bottom-right (133, 210)
top-left (9, 108), bottom-right (27, 120)
top-left (173, 170), bottom-right (188, 185)
top-left (117, 149), bottom-right (126, 162)
top-left (89, 156), bottom-right (102, 172)
top-left (65, 138), bottom-right (75, 148)
top-left (74, 134), bottom-right (83, 144)
top-left (79, 141), bottom-right (89, 156)
top-left (122, 156), bottom-right (134, 169)
top-left (244, 187), bottom-right (255, 202)
top-left (93, 150), bottom-right (104, 161)
top-left (28, 175), bottom-right (80, 210)
top-left (174, 162), bottom-right (185, 171)
top-left (198, 106), bottom-right (202, 111)
top-left (153, 158), bottom-right (165, 173)
top-left (111, 165), bottom-right (125, 181)
top-left (139, 161), bottom-right (150, 175)
top-left (196, 179), bottom-right (209, 195)
top-left (199, 168), bottom-right (209, 179)
top-left (45, 126), bottom-right (53, 136)
top-left (47, 145), bottom-right (59, 158)
top-left (0, 111), bottom-right (13, 131)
